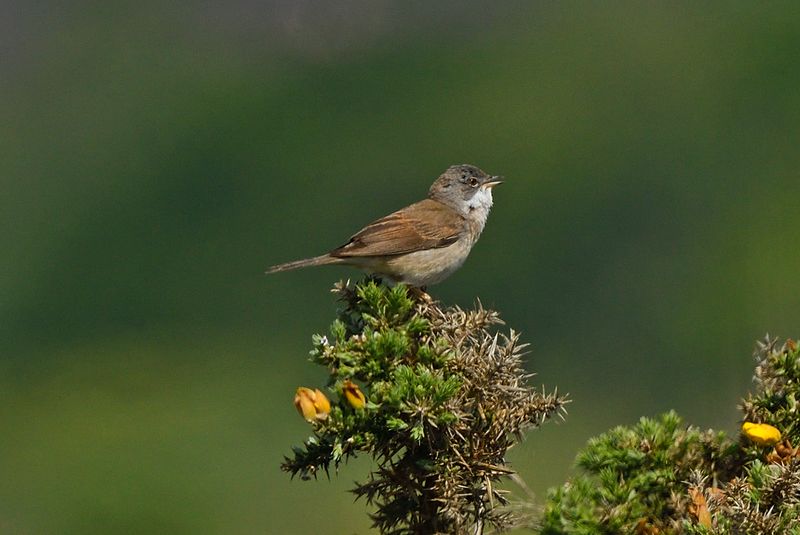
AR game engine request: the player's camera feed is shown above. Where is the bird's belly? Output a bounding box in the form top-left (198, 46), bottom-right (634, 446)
top-left (377, 241), bottom-right (472, 287)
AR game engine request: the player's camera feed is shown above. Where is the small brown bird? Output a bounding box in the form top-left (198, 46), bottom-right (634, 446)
top-left (266, 164), bottom-right (502, 287)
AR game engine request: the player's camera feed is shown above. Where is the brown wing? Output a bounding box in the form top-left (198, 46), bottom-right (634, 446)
top-left (331, 198), bottom-right (465, 258)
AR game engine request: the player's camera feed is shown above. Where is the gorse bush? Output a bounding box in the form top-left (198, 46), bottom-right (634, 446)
top-left (282, 279), bottom-right (799, 534)
top-left (282, 279), bottom-right (567, 535)
top-left (540, 337), bottom-right (800, 535)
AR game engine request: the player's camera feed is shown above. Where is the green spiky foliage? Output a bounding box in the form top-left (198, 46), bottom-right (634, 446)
top-left (741, 337), bottom-right (800, 449)
top-left (540, 337), bottom-right (800, 535)
top-left (540, 411), bottom-right (736, 534)
top-left (282, 279), bottom-right (567, 535)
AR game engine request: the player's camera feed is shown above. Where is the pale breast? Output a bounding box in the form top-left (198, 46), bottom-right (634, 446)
top-left (367, 239), bottom-right (473, 287)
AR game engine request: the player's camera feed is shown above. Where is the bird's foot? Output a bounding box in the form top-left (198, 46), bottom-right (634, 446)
top-left (408, 286), bottom-right (433, 303)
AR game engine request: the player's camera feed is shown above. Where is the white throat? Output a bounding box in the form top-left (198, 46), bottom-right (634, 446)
top-left (465, 187), bottom-right (494, 234)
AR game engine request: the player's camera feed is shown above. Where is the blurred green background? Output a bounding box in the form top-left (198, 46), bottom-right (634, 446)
top-left (2, 2), bottom-right (799, 533)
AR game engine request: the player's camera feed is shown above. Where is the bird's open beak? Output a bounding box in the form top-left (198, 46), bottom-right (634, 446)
top-left (483, 176), bottom-right (504, 189)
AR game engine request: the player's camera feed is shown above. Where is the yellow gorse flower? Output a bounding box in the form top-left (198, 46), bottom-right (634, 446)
top-left (342, 380), bottom-right (366, 410)
top-left (742, 422), bottom-right (781, 446)
top-left (294, 387), bottom-right (331, 421)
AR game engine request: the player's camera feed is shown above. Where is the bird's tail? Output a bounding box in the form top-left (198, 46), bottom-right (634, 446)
top-left (265, 254), bottom-right (341, 274)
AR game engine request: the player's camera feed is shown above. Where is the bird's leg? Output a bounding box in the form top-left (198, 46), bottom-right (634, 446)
top-left (408, 285), bottom-right (433, 303)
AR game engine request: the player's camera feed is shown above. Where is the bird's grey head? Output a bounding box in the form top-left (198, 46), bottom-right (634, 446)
top-left (428, 164), bottom-right (503, 217)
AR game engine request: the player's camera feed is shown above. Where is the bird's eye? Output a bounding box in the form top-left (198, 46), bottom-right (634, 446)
top-left (469, 177), bottom-right (479, 187)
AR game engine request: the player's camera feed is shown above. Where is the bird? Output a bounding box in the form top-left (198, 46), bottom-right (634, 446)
top-left (266, 164), bottom-right (502, 287)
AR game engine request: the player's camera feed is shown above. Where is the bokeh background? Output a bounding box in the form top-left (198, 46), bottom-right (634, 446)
top-left (3, 2), bottom-right (800, 533)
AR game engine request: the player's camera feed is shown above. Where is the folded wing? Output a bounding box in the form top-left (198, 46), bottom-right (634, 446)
top-left (331, 199), bottom-right (464, 258)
